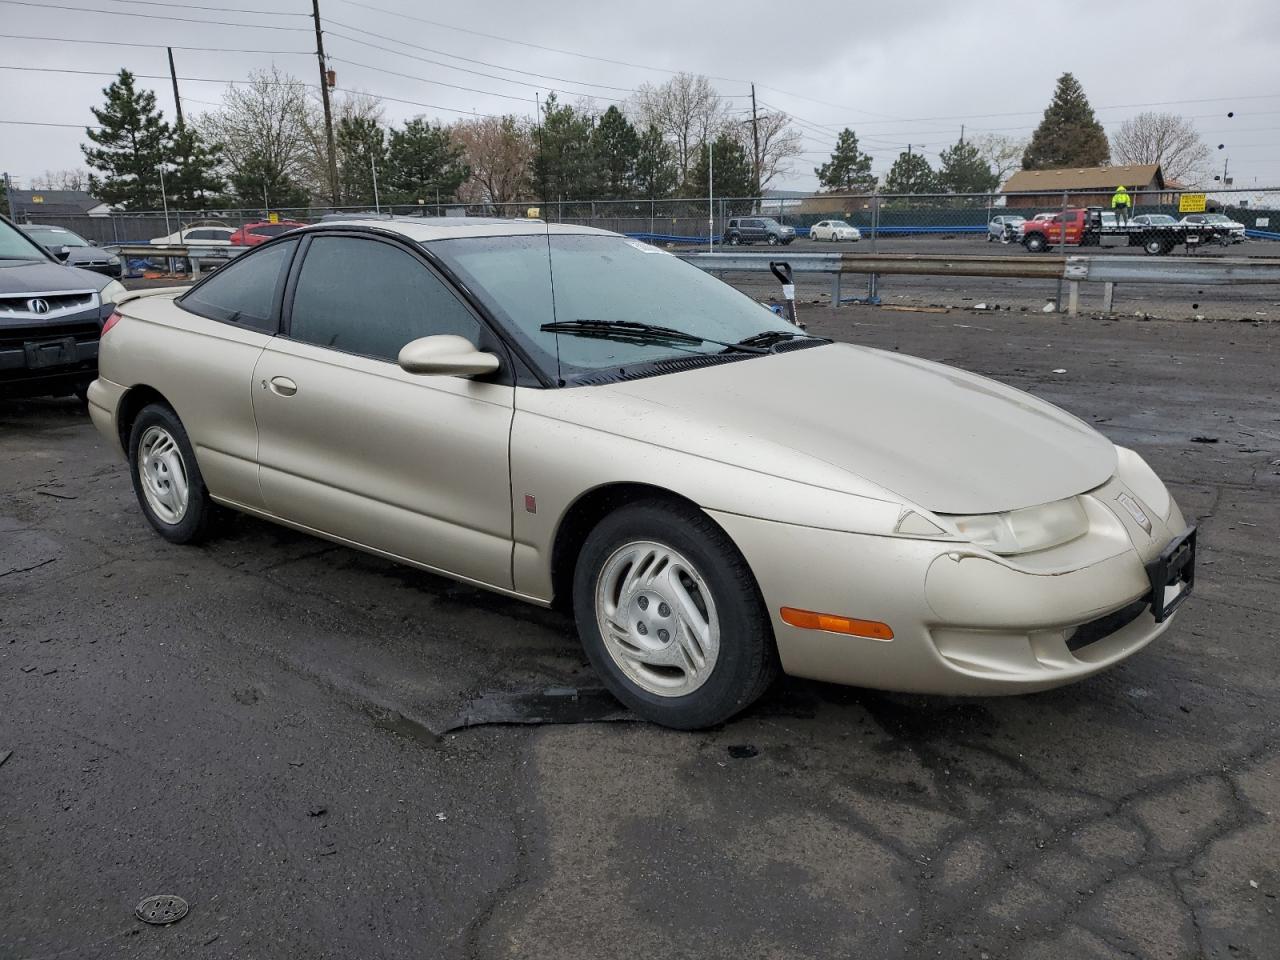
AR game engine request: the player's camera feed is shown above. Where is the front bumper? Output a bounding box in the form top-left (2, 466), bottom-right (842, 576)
top-left (709, 477), bottom-right (1189, 695)
top-left (0, 314), bottom-right (101, 398)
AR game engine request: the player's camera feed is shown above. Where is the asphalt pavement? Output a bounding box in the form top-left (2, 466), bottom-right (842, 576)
top-left (2, 302), bottom-right (1278, 959)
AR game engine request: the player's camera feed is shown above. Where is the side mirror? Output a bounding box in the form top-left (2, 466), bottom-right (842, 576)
top-left (398, 335), bottom-right (499, 378)
top-left (88, 239), bottom-right (99, 247)
top-left (55, 245), bottom-right (72, 261)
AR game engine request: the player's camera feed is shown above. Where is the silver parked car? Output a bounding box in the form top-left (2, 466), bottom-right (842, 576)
top-left (1180, 212), bottom-right (1246, 242)
top-left (987, 215), bottom-right (1026, 242)
top-left (88, 218), bottom-right (1195, 728)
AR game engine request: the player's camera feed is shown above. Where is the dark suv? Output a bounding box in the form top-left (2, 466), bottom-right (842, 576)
top-left (1, 214), bottom-right (125, 400)
top-left (723, 217), bottom-right (796, 246)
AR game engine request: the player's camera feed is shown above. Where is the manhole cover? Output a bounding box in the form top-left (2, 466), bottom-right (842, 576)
top-left (135, 895), bottom-right (188, 925)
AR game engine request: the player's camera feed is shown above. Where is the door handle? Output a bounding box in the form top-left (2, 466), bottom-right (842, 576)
top-left (265, 376), bottom-right (298, 397)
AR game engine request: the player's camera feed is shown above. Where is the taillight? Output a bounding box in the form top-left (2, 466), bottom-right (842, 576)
top-left (102, 310), bottom-right (123, 335)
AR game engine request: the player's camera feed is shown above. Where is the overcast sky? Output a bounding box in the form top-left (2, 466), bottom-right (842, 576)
top-left (2, 0), bottom-right (1278, 192)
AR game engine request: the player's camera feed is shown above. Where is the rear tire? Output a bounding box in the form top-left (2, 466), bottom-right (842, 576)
top-left (572, 500), bottom-right (779, 729)
top-left (127, 403), bottom-right (217, 544)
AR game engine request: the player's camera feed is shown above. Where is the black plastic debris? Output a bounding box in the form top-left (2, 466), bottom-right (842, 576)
top-left (437, 687), bottom-right (638, 733)
top-left (135, 895), bottom-right (188, 926)
top-left (1191, 436), bottom-right (1220, 444)
top-left (0, 750), bottom-right (12, 769)
top-left (727, 745), bottom-right (759, 759)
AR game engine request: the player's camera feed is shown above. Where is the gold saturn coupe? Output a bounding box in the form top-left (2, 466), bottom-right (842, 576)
top-left (88, 218), bottom-right (1196, 729)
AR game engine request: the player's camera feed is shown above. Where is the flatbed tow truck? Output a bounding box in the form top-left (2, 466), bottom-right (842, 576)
top-left (1021, 207), bottom-right (1232, 255)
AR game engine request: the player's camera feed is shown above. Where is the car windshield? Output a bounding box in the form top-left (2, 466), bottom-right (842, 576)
top-left (829, 221), bottom-right (852, 228)
top-left (760, 218), bottom-right (782, 228)
top-left (25, 226), bottom-right (89, 247)
top-left (1145, 215), bottom-right (1177, 224)
top-left (1201, 214), bottom-right (1230, 223)
top-left (0, 218), bottom-right (51, 260)
top-left (427, 232), bottom-right (812, 383)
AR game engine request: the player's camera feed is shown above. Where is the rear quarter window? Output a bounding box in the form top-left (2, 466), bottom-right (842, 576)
top-left (177, 239), bottom-right (298, 333)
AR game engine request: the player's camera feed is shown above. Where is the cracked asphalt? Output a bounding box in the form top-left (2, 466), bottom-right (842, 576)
top-left (2, 302), bottom-right (1278, 959)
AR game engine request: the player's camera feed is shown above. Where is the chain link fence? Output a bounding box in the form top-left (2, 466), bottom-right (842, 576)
top-left (12, 188), bottom-right (1279, 248)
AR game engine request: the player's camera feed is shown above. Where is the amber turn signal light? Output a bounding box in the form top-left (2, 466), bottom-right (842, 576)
top-left (780, 607), bottom-right (894, 641)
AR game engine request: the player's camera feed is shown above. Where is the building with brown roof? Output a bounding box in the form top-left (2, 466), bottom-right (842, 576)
top-left (1001, 164), bottom-right (1172, 209)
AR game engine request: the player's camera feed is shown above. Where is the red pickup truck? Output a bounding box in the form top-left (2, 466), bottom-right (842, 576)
top-left (1021, 207), bottom-right (1230, 255)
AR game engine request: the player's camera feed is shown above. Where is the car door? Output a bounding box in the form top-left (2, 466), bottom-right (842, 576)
top-left (813, 221), bottom-right (827, 239)
top-left (166, 238), bottom-right (300, 510)
top-left (251, 232), bottom-right (516, 589)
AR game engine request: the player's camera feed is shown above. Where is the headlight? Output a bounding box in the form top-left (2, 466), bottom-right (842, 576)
top-left (946, 497), bottom-right (1089, 555)
top-left (107, 255), bottom-right (121, 265)
top-left (99, 279), bottom-right (127, 306)
top-left (1114, 446), bottom-right (1172, 521)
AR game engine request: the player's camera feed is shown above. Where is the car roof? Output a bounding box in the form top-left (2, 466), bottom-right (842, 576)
top-left (295, 216), bottom-right (618, 241)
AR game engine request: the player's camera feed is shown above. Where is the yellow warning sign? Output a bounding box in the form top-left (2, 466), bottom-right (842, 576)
top-left (1178, 193), bottom-right (1207, 213)
top-left (267, 212), bottom-right (280, 223)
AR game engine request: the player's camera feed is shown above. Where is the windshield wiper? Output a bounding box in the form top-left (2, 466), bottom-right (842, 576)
top-left (735, 329), bottom-right (832, 351)
top-left (541, 319), bottom-right (768, 354)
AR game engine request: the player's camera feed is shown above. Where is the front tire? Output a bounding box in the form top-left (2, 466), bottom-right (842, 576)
top-left (128, 403), bottom-right (217, 544)
top-left (572, 500), bottom-right (779, 729)
top-left (1023, 233), bottom-right (1047, 253)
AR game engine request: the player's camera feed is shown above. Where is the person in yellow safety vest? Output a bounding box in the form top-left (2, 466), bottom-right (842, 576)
top-left (1111, 185), bottom-right (1132, 225)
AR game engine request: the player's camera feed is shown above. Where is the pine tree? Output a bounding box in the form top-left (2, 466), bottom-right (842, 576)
top-left (937, 138), bottom-right (998, 193)
top-left (686, 134), bottom-right (753, 200)
top-left (884, 150), bottom-right (938, 196)
top-left (81, 70), bottom-right (174, 210)
top-left (230, 152), bottom-right (310, 209)
top-left (593, 106), bottom-right (640, 199)
top-left (336, 115), bottom-right (386, 206)
top-left (533, 94), bottom-right (599, 201)
top-left (167, 126), bottom-right (225, 208)
top-left (1022, 73), bottom-right (1110, 169)
top-left (383, 118), bottom-right (469, 204)
top-left (815, 129), bottom-right (875, 191)
top-left (633, 124), bottom-right (677, 200)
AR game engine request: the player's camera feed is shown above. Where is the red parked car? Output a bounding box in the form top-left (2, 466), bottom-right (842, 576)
top-left (229, 220), bottom-right (307, 246)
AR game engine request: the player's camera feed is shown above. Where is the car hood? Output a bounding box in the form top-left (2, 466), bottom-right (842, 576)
top-left (0, 259), bottom-right (109, 295)
top-left (550, 343), bottom-right (1116, 515)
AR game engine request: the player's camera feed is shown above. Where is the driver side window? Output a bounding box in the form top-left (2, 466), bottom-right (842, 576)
top-left (289, 236), bottom-right (479, 362)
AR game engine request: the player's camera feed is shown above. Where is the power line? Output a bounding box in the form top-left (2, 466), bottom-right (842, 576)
top-left (334, 0), bottom-right (745, 84)
top-left (0, 31), bottom-right (311, 54)
top-left (102, 0), bottom-right (310, 15)
top-left (325, 31), bottom-right (625, 103)
top-left (324, 55), bottom-right (538, 104)
top-left (324, 18), bottom-right (638, 94)
top-left (0, 0), bottom-right (310, 30)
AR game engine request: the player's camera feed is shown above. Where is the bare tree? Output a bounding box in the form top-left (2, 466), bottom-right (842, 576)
top-left (198, 67), bottom-right (313, 194)
top-left (1112, 112), bottom-right (1211, 184)
top-left (31, 168), bottom-right (91, 191)
top-left (972, 133), bottom-right (1026, 188)
top-left (733, 111), bottom-right (803, 191)
top-left (452, 115), bottom-right (534, 206)
top-left (631, 73), bottom-right (729, 182)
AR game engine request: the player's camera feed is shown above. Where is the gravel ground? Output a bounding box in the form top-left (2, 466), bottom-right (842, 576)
top-left (2, 297), bottom-right (1278, 959)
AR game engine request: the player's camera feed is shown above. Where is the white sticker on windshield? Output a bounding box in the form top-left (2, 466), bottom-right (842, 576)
top-left (625, 239), bottom-right (672, 255)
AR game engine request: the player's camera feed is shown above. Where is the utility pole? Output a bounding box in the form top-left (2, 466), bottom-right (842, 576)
top-left (3, 172), bottom-right (16, 222)
top-left (311, 0), bottom-right (339, 206)
top-left (959, 124), bottom-right (964, 146)
top-left (167, 47), bottom-right (184, 129)
top-left (749, 83), bottom-right (761, 199)
top-left (707, 140), bottom-right (714, 252)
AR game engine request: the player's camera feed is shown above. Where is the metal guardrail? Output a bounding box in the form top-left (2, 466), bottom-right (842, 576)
top-left (108, 243), bottom-right (250, 279)
top-left (679, 251), bottom-right (1280, 315)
